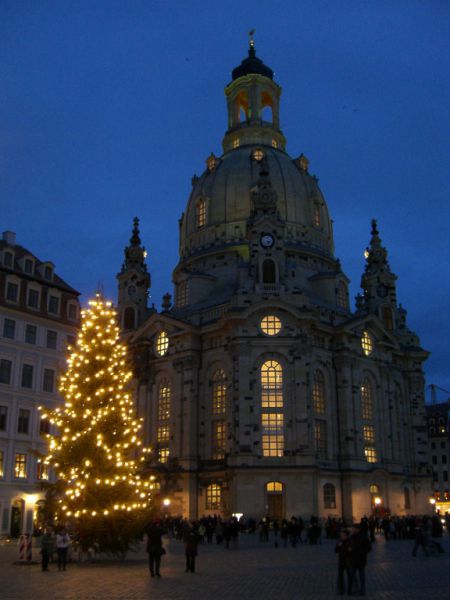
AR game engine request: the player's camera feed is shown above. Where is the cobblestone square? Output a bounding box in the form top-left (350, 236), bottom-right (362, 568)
top-left (2, 533), bottom-right (450, 600)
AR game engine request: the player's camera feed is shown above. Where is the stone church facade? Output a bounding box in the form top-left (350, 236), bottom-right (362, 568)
top-left (117, 42), bottom-right (431, 521)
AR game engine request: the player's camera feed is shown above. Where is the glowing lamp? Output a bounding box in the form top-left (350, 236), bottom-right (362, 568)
top-left (374, 497), bottom-right (382, 506)
top-left (162, 498), bottom-right (171, 507)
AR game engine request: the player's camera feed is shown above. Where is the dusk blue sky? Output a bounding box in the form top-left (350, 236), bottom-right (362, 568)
top-left (1, 1), bottom-right (449, 396)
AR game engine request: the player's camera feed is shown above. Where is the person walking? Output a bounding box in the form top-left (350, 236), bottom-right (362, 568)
top-left (334, 529), bottom-right (351, 595)
top-left (40, 527), bottom-right (54, 572)
top-left (146, 521), bottom-right (165, 578)
top-left (412, 522), bottom-right (429, 557)
top-left (56, 528), bottom-right (70, 571)
top-left (347, 523), bottom-right (371, 596)
top-left (185, 524), bottom-right (199, 573)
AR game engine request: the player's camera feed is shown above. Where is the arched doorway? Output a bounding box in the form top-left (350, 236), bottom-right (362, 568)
top-left (10, 499), bottom-right (24, 537)
top-left (266, 481), bottom-right (284, 520)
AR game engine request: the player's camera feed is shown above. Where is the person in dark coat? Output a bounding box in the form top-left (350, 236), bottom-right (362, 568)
top-left (334, 529), bottom-right (351, 595)
top-left (40, 527), bottom-right (55, 572)
top-left (412, 523), bottom-right (429, 557)
top-left (146, 522), bottom-right (165, 578)
top-left (347, 524), bottom-right (371, 596)
top-left (185, 524), bottom-right (199, 573)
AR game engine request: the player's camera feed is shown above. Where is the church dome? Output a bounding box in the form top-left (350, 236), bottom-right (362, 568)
top-left (179, 146), bottom-right (334, 260)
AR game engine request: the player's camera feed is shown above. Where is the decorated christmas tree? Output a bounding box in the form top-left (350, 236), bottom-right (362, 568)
top-left (40, 295), bottom-right (154, 553)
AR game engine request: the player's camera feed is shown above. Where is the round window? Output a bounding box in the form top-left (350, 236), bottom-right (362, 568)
top-left (155, 331), bottom-right (169, 356)
top-left (260, 315), bottom-right (282, 336)
top-left (253, 148), bottom-right (265, 162)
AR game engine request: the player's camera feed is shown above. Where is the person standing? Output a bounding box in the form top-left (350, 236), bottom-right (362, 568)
top-left (412, 522), bottom-right (429, 557)
top-left (334, 529), bottom-right (351, 595)
top-left (146, 521), bottom-right (165, 577)
top-left (347, 523), bottom-right (371, 596)
top-left (40, 527), bottom-right (54, 572)
top-left (56, 528), bottom-right (70, 571)
top-left (185, 524), bottom-right (199, 573)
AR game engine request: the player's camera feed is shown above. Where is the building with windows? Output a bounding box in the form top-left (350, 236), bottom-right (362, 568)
top-left (118, 42), bottom-right (431, 521)
top-left (0, 231), bottom-right (80, 536)
top-left (426, 402), bottom-right (450, 513)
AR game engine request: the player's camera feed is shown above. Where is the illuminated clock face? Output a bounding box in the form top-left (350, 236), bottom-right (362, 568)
top-left (128, 285), bottom-right (137, 297)
top-left (260, 234), bottom-right (275, 249)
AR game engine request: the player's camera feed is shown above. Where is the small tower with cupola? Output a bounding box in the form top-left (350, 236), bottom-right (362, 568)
top-left (117, 217), bottom-right (150, 330)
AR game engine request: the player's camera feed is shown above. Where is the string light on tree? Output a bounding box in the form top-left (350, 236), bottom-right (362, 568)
top-left (40, 294), bottom-right (154, 523)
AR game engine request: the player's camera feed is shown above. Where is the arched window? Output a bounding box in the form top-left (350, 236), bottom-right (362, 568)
top-left (261, 360), bottom-right (284, 457)
top-left (196, 199), bottom-right (206, 228)
top-left (212, 421), bottom-right (226, 459)
top-left (157, 380), bottom-right (171, 420)
top-left (261, 361), bottom-right (283, 408)
top-left (323, 483), bottom-right (336, 509)
top-left (177, 281), bottom-right (188, 308)
top-left (236, 91), bottom-right (249, 123)
top-left (361, 331), bottom-right (373, 356)
top-left (361, 377), bottom-right (377, 463)
top-left (212, 369), bottom-right (226, 415)
top-left (206, 483), bottom-right (221, 510)
top-left (262, 259), bottom-right (276, 284)
top-left (369, 484), bottom-right (379, 494)
top-left (123, 307), bottom-right (135, 330)
top-left (337, 281), bottom-right (348, 309)
top-left (361, 378), bottom-right (373, 420)
top-left (261, 91), bottom-right (274, 123)
top-left (266, 481), bottom-right (283, 492)
top-left (313, 203), bottom-right (321, 227)
top-left (312, 370), bottom-right (326, 414)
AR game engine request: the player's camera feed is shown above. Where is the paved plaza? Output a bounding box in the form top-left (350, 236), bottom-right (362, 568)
top-left (2, 533), bottom-right (450, 600)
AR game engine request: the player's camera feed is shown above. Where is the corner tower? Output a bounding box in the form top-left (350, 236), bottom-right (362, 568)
top-left (117, 217), bottom-right (150, 330)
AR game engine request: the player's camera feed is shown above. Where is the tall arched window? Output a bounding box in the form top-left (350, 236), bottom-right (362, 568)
top-left (196, 199), bottom-right (206, 228)
top-left (123, 307), bottom-right (135, 330)
top-left (312, 370), bottom-right (326, 414)
top-left (262, 259), bottom-right (276, 284)
top-left (157, 380), bottom-right (171, 420)
top-left (404, 487), bottom-right (411, 510)
top-left (361, 377), bottom-right (377, 463)
top-left (381, 305), bottom-right (394, 331)
top-left (323, 483), bottom-right (336, 509)
top-left (212, 369), bottom-right (227, 415)
top-left (313, 203), bottom-right (321, 227)
top-left (261, 360), bottom-right (284, 457)
top-left (261, 91), bottom-right (274, 123)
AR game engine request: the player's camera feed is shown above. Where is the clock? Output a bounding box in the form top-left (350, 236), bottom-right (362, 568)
top-left (376, 284), bottom-right (388, 298)
top-left (260, 233), bottom-right (275, 249)
top-left (127, 285), bottom-right (137, 297)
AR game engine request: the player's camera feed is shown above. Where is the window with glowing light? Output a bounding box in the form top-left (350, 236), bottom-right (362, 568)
top-left (323, 483), bottom-right (336, 509)
top-left (155, 331), bottom-right (169, 356)
top-left (37, 461), bottom-right (49, 480)
top-left (365, 446), bottom-right (377, 463)
top-left (313, 203), bottom-right (321, 228)
top-left (157, 425), bottom-right (169, 443)
top-left (314, 419), bottom-right (328, 458)
top-left (312, 370), bottom-right (326, 414)
top-left (196, 199), bottom-right (206, 228)
top-left (14, 453), bottom-right (27, 478)
top-left (363, 425), bottom-right (375, 443)
top-left (260, 315), bottom-right (282, 336)
top-left (361, 331), bottom-right (373, 356)
top-left (266, 481), bottom-right (283, 492)
top-left (206, 483), bottom-right (222, 510)
top-left (212, 421), bottom-right (226, 459)
top-left (212, 369), bottom-right (226, 415)
top-left (157, 380), bottom-right (171, 420)
top-left (233, 138), bottom-right (240, 149)
top-left (261, 361), bottom-right (283, 408)
top-left (253, 148), bottom-right (265, 162)
top-left (0, 450), bottom-right (4, 477)
top-left (271, 139), bottom-right (278, 148)
top-left (158, 448), bottom-right (169, 464)
top-left (369, 484), bottom-right (379, 494)
top-left (262, 413), bottom-right (284, 457)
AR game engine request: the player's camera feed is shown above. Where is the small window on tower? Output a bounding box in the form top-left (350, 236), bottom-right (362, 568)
top-left (233, 138), bottom-right (240, 149)
top-left (337, 281), bottom-right (348, 309)
top-left (361, 331), bottom-right (373, 356)
top-left (155, 331), bottom-right (169, 356)
top-left (271, 139), bottom-right (278, 149)
top-left (196, 199), bottom-right (206, 228)
top-left (381, 306), bottom-right (394, 331)
top-left (253, 148), bottom-right (265, 162)
top-left (313, 203), bottom-right (321, 228)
